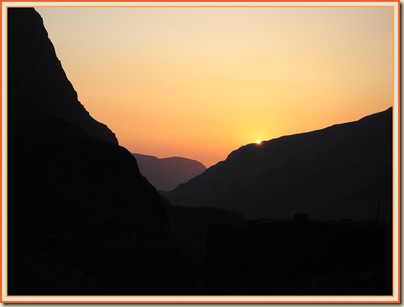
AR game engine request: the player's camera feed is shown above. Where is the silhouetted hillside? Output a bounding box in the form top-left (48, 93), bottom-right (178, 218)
top-left (166, 108), bottom-right (392, 221)
top-left (8, 8), bottom-right (117, 144)
top-left (8, 8), bottom-right (178, 295)
top-left (132, 153), bottom-right (206, 191)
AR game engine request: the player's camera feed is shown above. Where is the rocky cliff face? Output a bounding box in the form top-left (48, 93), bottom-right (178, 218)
top-left (7, 8), bottom-right (178, 295)
top-left (8, 8), bottom-right (117, 144)
top-left (166, 108), bottom-right (393, 221)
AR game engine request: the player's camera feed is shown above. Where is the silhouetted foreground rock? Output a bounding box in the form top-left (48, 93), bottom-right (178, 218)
top-left (8, 8), bottom-right (178, 295)
top-left (8, 8), bottom-right (117, 144)
top-left (166, 108), bottom-right (392, 221)
top-left (132, 153), bottom-right (206, 191)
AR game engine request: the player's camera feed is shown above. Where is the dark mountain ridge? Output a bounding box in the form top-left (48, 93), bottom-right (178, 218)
top-left (8, 8), bottom-right (117, 144)
top-left (165, 108), bottom-right (392, 221)
top-left (132, 153), bottom-right (206, 191)
top-left (7, 8), bottom-right (179, 294)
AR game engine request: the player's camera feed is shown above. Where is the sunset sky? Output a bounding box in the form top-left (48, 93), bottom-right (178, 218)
top-left (35, 5), bottom-right (394, 167)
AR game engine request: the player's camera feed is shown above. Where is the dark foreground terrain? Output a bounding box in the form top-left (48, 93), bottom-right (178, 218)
top-left (9, 216), bottom-right (392, 295)
top-left (205, 220), bottom-right (392, 295)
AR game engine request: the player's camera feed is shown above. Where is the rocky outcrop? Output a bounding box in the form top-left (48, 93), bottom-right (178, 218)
top-left (8, 8), bottom-right (117, 144)
top-left (132, 153), bottom-right (206, 191)
top-left (8, 8), bottom-right (178, 295)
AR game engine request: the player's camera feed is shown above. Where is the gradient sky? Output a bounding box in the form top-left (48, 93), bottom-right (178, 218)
top-left (35, 5), bottom-right (393, 167)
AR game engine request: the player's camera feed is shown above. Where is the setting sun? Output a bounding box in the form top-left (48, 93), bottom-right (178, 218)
top-left (256, 140), bottom-right (262, 145)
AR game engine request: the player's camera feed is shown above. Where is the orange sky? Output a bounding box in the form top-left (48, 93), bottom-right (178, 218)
top-left (35, 5), bottom-right (394, 167)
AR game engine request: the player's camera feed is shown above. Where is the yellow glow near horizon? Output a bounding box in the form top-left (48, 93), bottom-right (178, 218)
top-left (256, 140), bottom-right (262, 145)
top-left (35, 6), bottom-right (394, 167)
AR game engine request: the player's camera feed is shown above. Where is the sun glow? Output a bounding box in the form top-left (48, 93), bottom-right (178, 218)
top-left (35, 7), bottom-right (394, 168)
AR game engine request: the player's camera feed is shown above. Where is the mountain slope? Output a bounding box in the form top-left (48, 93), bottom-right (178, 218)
top-left (132, 153), bottom-right (206, 191)
top-left (8, 8), bottom-right (117, 144)
top-left (8, 8), bottom-right (180, 294)
top-left (165, 108), bottom-right (392, 221)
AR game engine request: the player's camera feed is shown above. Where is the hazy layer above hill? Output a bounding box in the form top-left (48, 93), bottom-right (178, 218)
top-left (165, 108), bottom-right (393, 221)
top-left (132, 153), bottom-right (206, 191)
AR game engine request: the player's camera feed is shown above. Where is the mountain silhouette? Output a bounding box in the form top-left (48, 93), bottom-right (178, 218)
top-left (8, 8), bottom-right (181, 294)
top-left (165, 108), bottom-right (392, 221)
top-left (8, 8), bottom-right (117, 144)
top-left (132, 153), bottom-right (206, 191)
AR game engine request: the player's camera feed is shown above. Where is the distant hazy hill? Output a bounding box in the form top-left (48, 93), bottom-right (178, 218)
top-left (165, 108), bottom-right (392, 221)
top-left (132, 153), bottom-right (206, 191)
